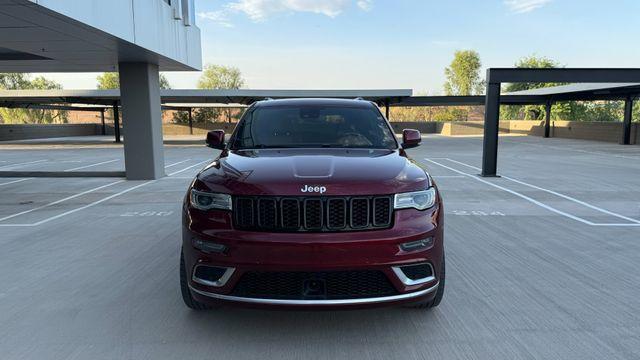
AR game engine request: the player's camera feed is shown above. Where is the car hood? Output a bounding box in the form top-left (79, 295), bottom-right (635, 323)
top-left (196, 148), bottom-right (429, 196)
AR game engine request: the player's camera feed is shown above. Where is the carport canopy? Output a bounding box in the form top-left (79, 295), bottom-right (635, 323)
top-left (480, 69), bottom-right (640, 177)
top-left (2, 79), bottom-right (640, 179)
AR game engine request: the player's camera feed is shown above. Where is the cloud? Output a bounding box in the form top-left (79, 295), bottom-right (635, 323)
top-left (226, 0), bottom-right (355, 21)
top-left (197, 11), bottom-right (234, 27)
top-left (197, 0), bottom-right (373, 26)
top-left (504, 0), bottom-right (552, 13)
top-left (356, 0), bottom-right (373, 11)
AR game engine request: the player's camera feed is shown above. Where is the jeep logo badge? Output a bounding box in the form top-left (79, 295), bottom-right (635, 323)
top-left (301, 185), bottom-right (327, 194)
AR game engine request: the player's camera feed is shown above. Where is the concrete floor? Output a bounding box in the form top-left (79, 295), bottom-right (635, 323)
top-left (1, 135), bottom-right (639, 360)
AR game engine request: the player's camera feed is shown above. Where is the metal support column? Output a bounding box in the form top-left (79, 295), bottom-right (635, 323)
top-left (622, 94), bottom-right (634, 145)
top-left (481, 82), bottom-right (501, 177)
top-left (544, 100), bottom-right (552, 138)
top-left (188, 108), bottom-right (193, 135)
top-left (385, 100), bottom-right (390, 120)
top-left (100, 108), bottom-right (106, 136)
top-left (113, 102), bottom-right (121, 143)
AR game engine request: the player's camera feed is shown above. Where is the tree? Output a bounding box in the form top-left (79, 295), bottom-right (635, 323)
top-left (197, 64), bottom-right (245, 90)
top-left (504, 55), bottom-right (563, 93)
top-left (96, 72), bottom-right (171, 89)
top-left (0, 73), bottom-right (67, 124)
top-left (0, 73), bottom-right (31, 90)
top-left (174, 64), bottom-right (246, 124)
top-left (443, 50), bottom-right (483, 96)
top-left (502, 55), bottom-right (565, 120)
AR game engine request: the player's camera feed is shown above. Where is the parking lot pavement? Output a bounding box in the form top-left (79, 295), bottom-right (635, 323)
top-left (1, 136), bottom-right (639, 360)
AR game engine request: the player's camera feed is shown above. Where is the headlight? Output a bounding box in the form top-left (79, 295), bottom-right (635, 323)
top-left (394, 188), bottom-right (436, 210)
top-left (190, 189), bottom-right (232, 211)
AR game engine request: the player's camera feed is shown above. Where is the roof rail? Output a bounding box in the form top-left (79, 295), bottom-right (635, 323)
top-left (263, 97), bottom-right (274, 101)
top-left (354, 97), bottom-right (365, 101)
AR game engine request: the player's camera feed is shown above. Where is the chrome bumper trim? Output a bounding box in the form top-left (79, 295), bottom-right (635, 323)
top-left (391, 263), bottom-right (436, 286)
top-left (192, 265), bottom-right (235, 287)
top-left (189, 281), bottom-right (439, 306)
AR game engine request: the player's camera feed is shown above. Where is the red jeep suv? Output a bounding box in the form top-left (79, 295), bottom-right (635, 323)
top-left (180, 98), bottom-right (444, 310)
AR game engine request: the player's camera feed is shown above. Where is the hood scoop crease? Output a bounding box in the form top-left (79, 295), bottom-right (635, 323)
top-left (292, 156), bottom-right (335, 178)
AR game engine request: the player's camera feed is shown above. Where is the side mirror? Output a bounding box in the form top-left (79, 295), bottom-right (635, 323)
top-left (206, 130), bottom-right (225, 150)
top-left (402, 129), bottom-right (421, 149)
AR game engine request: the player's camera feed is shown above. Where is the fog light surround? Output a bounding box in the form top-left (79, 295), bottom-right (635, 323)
top-left (192, 264), bottom-right (235, 287)
top-left (400, 237), bottom-right (433, 252)
top-left (392, 263), bottom-right (435, 286)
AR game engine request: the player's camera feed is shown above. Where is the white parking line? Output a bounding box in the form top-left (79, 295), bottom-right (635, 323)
top-left (0, 180), bottom-right (125, 223)
top-left (0, 160), bottom-right (209, 227)
top-left (0, 159), bottom-right (47, 170)
top-left (424, 158), bottom-right (640, 227)
top-left (164, 159), bottom-right (192, 168)
top-left (443, 158), bottom-right (640, 225)
top-left (64, 159), bottom-right (119, 172)
top-left (27, 181), bottom-right (156, 226)
top-left (168, 160), bottom-right (209, 176)
top-left (0, 178), bottom-right (32, 187)
top-left (501, 139), bottom-right (640, 160)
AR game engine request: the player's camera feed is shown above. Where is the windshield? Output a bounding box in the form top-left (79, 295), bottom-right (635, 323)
top-left (231, 105), bottom-right (398, 149)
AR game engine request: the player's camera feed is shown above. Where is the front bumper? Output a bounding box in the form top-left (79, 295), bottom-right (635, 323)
top-left (189, 281), bottom-right (439, 307)
top-left (182, 204), bottom-right (443, 309)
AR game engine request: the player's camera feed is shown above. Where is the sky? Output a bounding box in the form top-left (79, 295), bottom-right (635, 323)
top-left (39, 0), bottom-right (640, 95)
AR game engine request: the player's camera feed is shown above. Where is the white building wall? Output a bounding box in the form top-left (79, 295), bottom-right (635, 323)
top-left (29, 0), bottom-right (201, 69)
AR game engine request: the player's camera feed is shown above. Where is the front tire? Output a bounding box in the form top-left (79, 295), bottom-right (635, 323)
top-left (407, 255), bottom-right (445, 309)
top-left (180, 251), bottom-right (214, 310)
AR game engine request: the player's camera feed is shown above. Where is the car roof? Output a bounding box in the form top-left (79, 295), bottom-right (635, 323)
top-left (253, 98), bottom-right (376, 108)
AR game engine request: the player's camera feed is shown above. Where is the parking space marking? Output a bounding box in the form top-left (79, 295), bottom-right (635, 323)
top-left (26, 181), bottom-right (157, 227)
top-left (168, 160), bottom-right (209, 176)
top-left (64, 159), bottom-right (119, 172)
top-left (451, 210), bottom-right (506, 216)
top-left (424, 158), bottom-right (640, 227)
top-left (0, 159), bottom-right (47, 170)
top-left (0, 180), bottom-right (153, 227)
top-left (444, 158), bottom-right (640, 225)
top-left (120, 210), bottom-right (174, 217)
top-left (0, 178), bottom-right (32, 186)
top-left (0, 180), bottom-right (125, 223)
top-left (0, 160), bottom-right (209, 227)
top-left (164, 159), bottom-right (191, 168)
top-left (501, 139), bottom-right (640, 160)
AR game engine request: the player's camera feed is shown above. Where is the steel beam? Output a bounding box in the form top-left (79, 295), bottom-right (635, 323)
top-left (394, 95), bottom-right (548, 107)
top-left (100, 109), bottom-right (106, 136)
top-left (487, 68), bottom-right (640, 84)
top-left (481, 82), bottom-right (501, 177)
top-left (385, 100), bottom-right (390, 120)
top-left (544, 100), bottom-right (552, 138)
top-left (622, 95), bottom-right (634, 145)
top-left (113, 102), bottom-right (121, 143)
